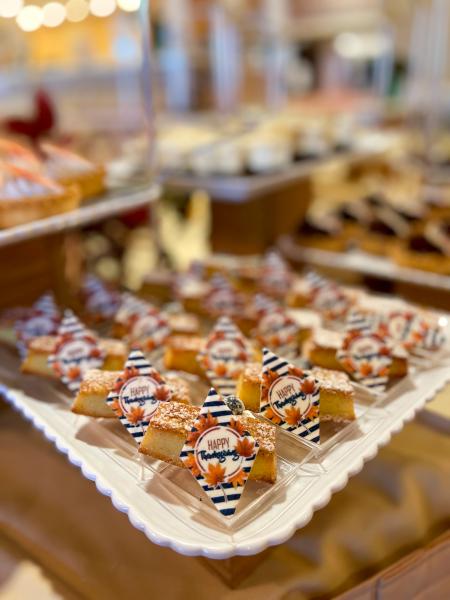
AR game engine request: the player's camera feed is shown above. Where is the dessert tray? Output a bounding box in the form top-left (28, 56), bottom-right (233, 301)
top-left (1, 342), bottom-right (448, 559)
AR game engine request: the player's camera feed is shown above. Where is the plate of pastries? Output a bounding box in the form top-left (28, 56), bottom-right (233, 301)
top-left (0, 254), bottom-right (448, 526)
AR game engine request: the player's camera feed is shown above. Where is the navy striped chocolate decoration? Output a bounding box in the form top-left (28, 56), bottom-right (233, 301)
top-left (260, 348), bottom-right (320, 444)
top-left (198, 316), bottom-right (252, 397)
top-left (15, 292), bottom-right (60, 358)
top-left (107, 349), bottom-right (171, 444)
top-left (179, 388), bottom-right (259, 518)
top-left (48, 310), bottom-right (104, 394)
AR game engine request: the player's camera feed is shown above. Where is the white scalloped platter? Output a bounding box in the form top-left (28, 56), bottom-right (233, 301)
top-left (0, 346), bottom-right (448, 559)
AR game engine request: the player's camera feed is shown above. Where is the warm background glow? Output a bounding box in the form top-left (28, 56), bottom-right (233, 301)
top-left (42, 1), bottom-right (66, 27)
top-left (89, 0), bottom-right (116, 18)
top-left (66, 0), bottom-right (89, 23)
top-left (2, 0), bottom-right (141, 31)
top-left (16, 4), bottom-right (43, 31)
top-left (0, 0), bottom-right (24, 19)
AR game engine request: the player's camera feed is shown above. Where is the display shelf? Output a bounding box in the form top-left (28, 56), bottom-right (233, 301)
top-left (1, 344), bottom-right (448, 559)
top-left (0, 184), bottom-right (160, 249)
top-left (160, 144), bottom-right (393, 203)
top-left (160, 157), bottom-right (324, 201)
top-left (278, 234), bottom-right (450, 292)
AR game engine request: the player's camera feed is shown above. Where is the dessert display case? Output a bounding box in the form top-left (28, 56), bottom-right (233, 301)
top-left (0, 4), bottom-right (449, 593)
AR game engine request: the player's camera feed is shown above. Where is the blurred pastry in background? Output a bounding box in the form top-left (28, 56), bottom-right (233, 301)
top-left (243, 131), bottom-right (292, 174)
top-left (140, 270), bottom-right (174, 302)
top-left (0, 138), bottom-right (41, 172)
top-left (295, 213), bottom-right (347, 252)
top-left (359, 205), bottom-right (410, 256)
top-left (211, 138), bottom-right (246, 176)
top-left (0, 164), bottom-right (79, 228)
top-left (41, 142), bottom-right (105, 200)
top-left (295, 122), bottom-right (329, 161)
top-left (336, 200), bottom-right (372, 243)
top-left (393, 220), bottom-right (450, 275)
top-left (422, 183), bottom-right (450, 220)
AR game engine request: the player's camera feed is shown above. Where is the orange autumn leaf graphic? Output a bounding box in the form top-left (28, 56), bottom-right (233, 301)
top-left (183, 453), bottom-right (200, 478)
top-left (264, 406), bottom-right (282, 424)
top-left (128, 406), bottom-right (145, 424)
top-left (269, 334), bottom-right (280, 347)
top-left (198, 412), bottom-right (218, 433)
top-left (285, 406), bottom-right (301, 426)
top-left (262, 369), bottom-right (279, 392)
top-left (110, 399), bottom-right (123, 417)
top-left (229, 417), bottom-right (245, 436)
top-left (229, 368), bottom-right (242, 380)
top-left (378, 323), bottom-right (389, 338)
top-left (186, 429), bottom-right (201, 446)
top-left (186, 412), bottom-right (218, 446)
top-left (341, 357), bottom-right (354, 372)
top-left (149, 368), bottom-right (164, 384)
top-left (305, 404), bottom-right (319, 420)
top-left (229, 469), bottom-right (246, 488)
top-left (301, 378), bottom-right (316, 395)
top-left (144, 338), bottom-right (156, 352)
top-left (67, 366), bottom-right (80, 380)
top-left (235, 437), bottom-right (255, 458)
top-left (154, 385), bottom-right (171, 401)
top-left (204, 462), bottom-right (225, 487)
top-left (288, 365), bottom-right (304, 378)
top-left (124, 366), bottom-right (139, 380)
top-left (113, 377), bottom-right (125, 393)
top-left (53, 363), bottom-right (63, 377)
top-left (90, 347), bottom-right (102, 359)
top-left (359, 362), bottom-right (373, 377)
top-left (378, 366), bottom-right (389, 377)
top-left (214, 362), bottom-right (227, 377)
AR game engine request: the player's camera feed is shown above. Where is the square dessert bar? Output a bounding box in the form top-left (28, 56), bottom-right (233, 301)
top-left (72, 370), bottom-right (191, 418)
top-left (140, 402), bottom-right (277, 484)
top-left (236, 363), bottom-right (356, 421)
top-left (21, 335), bottom-right (128, 378)
top-left (168, 313), bottom-right (200, 336)
top-left (72, 369), bottom-right (121, 417)
top-left (163, 335), bottom-right (206, 377)
top-left (287, 308), bottom-right (322, 347)
top-left (305, 328), bottom-right (408, 378)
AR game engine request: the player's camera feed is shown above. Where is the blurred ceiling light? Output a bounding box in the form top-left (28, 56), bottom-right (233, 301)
top-left (42, 2), bottom-right (66, 27)
top-left (0, 0), bottom-right (23, 19)
top-left (117, 0), bottom-right (140, 11)
top-left (89, 0), bottom-right (116, 18)
top-left (334, 32), bottom-right (362, 60)
top-left (335, 31), bottom-right (391, 60)
top-left (16, 4), bottom-right (43, 31)
top-left (66, 0), bottom-right (89, 22)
